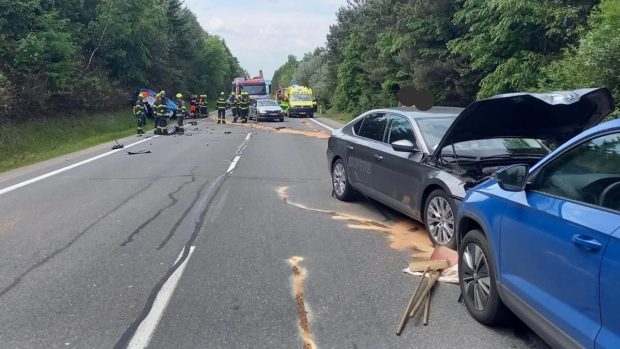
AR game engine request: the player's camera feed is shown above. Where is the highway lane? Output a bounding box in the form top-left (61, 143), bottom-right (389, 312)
top-left (0, 113), bottom-right (546, 348)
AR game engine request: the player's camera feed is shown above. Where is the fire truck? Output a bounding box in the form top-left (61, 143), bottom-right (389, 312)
top-left (231, 72), bottom-right (269, 101)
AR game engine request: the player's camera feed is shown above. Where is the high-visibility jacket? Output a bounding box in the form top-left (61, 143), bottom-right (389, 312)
top-left (239, 97), bottom-right (250, 110)
top-left (177, 99), bottom-right (187, 112)
top-left (154, 99), bottom-right (167, 117)
top-left (200, 98), bottom-right (208, 107)
top-left (216, 97), bottom-right (227, 111)
top-left (133, 101), bottom-right (145, 115)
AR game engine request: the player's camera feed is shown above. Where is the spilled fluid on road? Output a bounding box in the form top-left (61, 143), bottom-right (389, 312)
top-left (287, 256), bottom-right (316, 349)
top-left (226, 122), bottom-right (330, 139)
top-left (277, 187), bottom-right (434, 260)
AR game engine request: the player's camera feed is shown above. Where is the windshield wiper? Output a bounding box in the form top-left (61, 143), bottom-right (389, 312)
top-left (440, 153), bottom-right (477, 159)
top-left (479, 153), bottom-right (544, 161)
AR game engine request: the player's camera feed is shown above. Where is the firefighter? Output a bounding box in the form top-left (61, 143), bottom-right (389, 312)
top-left (239, 91), bottom-right (250, 123)
top-left (153, 92), bottom-right (168, 135)
top-left (235, 94), bottom-right (242, 122)
top-left (133, 94), bottom-right (147, 135)
top-left (199, 94), bottom-right (208, 118)
top-left (216, 92), bottom-right (227, 124)
top-left (175, 93), bottom-right (186, 134)
top-left (190, 94), bottom-right (198, 118)
top-left (228, 91), bottom-right (238, 122)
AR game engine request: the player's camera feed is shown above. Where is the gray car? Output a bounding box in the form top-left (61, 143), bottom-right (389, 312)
top-left (250, 99), bottom-right (284, 122)
top-left (327, 88), bottom-right (613, 248)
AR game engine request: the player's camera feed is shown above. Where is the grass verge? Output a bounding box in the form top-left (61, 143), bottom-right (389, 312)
top-left (317, 108), bottom-right (354, 124)
top-left (0, 109), bottom-right (150, 173)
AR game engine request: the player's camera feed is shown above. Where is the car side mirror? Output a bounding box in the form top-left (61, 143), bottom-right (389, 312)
top-left (495, 164), bottom-right (529, 192)
top-left (391, 139), bottom-right (418, 153)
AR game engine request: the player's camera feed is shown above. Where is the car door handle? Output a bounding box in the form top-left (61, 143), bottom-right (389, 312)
top-left (374, 154), bottom-right (384, 161)
top-left (346, 145), bottom-right (354, 150)
top-left (571, 235), bottom-right (602, 251)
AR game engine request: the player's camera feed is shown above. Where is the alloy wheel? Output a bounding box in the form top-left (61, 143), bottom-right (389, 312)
top-left (462, 243), bottom-right (491, 311)
top-left (332, 163), bottom-right (347, 196)
top-left (426, 196), bottom-right (455, 245)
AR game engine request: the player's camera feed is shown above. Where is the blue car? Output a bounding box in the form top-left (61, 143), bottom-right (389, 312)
top-left (456, 92), bottom-right (619, 348)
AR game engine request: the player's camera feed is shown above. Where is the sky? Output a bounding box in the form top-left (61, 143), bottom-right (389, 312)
top-left (184, 0), bottom-right (348, 81)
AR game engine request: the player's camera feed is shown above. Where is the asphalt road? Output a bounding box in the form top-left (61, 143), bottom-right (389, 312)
top-left (0, 113), bottom-right (548, 348)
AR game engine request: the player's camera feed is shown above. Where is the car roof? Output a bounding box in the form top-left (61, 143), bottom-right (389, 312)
top-left (377, 106), bottom-right (463, 119)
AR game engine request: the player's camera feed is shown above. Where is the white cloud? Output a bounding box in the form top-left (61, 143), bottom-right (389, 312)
top-left (205, 17), bottom-right (225, 31)
top-left (184, 0), bottom-right (348, 79)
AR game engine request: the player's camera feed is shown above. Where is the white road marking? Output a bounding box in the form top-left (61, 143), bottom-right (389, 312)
top-left (226, 156), bottom-right (241, 173)
top-left (127, 246), bottom-right (196, 349)
top-left (307, 118), bottom-right (335, 131)
top-left (225, 132), bottom-right (251, 173)
top-left (0, 136), bottom-right (159, 197)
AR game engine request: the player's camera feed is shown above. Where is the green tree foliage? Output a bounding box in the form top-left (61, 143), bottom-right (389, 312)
top-left (274, 0), bottom-right (612, 115)
top-left (543, 0), bottom-right (620, 103)
top-left (271, 55), bottom-right (298, 91)
top-left (450, 0), bottom-right (597, 98)
top-left (0, 0), bottom-right (244, 121)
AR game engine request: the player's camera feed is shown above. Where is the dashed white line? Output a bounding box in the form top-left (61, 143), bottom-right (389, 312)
top-left (245, 132), bottom-right (252, 141)
top-left (0, 136), bottom-right (159, 197)
top-left (127, 246), bottom-right (196, 349)
top-left (307, 118), bottom-right (335, 132)
top-left (226, 156), bottom-right (241, 173)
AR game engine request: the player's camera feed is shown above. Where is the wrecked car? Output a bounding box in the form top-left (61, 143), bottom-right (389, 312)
top-left (327, 88), bottom-right (613, 248)
top-left (456, 111), bottom-right (618, 349)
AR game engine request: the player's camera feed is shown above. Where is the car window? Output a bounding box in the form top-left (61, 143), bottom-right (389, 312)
top-left (357, 113), bottom-right (388, 142)
top-left (353, 118), bottom-right (364, 135)
top-left (258, 100), bottom-right (278, 107)
top-left (416, 117), bottom-right (456, 151)
top-left (388, 115), bottom-right (416, 144)
top-left (532, 132), bottom-right (620, 211)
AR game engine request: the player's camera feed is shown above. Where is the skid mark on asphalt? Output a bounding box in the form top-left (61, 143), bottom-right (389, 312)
top-left (288, 256), bottom-right (317, 349)
top-left (121, 172), bottom-right (197, 247)
top-left (277, 187), bottom-right (434, 258)
top-left (0, 177), bottom-right (164, 298)
top-left (156, 178), bottom-right (207, 250)
top-left (225, 122), bottom-right (330, 139)
top-left (116, 131), bottom-right (254, 348)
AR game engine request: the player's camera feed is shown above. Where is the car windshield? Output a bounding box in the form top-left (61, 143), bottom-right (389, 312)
top-left (416, 117), bottom-right (456, 150)
top-left (417, 117), bottom-right (546, 157)
top-left (241, 84), bottom-right (266, 95)
top-left (290, 94), bottom-right (312, 101)
top-left (258, 100), bottom-right (278, 107)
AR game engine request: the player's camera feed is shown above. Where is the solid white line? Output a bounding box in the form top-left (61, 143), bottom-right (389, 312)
top-left (226, 155), bottom-right (241, 173)
top-left (127, 246), bottom-right (196, 349)
top-left (0, 136), bottom-right (159, 197)
top-left (245, 132), bottom-right (252, 141)
top-left (307, 118), bottom-right (335, 132)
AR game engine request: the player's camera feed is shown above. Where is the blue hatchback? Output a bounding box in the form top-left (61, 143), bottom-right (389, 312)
top-left (456, 117), bottom-right (620, 349)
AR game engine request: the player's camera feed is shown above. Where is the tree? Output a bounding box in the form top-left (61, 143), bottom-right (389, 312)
top-left (543, 0), bottom-right (620, 105)
top-left (272, 55), bottom-right (298, 90)
top-left (449, 0), bottom-right (598, 98)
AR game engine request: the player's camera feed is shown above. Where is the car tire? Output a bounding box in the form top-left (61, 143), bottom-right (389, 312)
top-left (332, 159), bottom-right (355, 201)
top-left (309, 113), bottom-right (314, 118)
top-left (459, 229), bottom-right (510, 325)
top-left (424, 189), bottom-right (457, 249)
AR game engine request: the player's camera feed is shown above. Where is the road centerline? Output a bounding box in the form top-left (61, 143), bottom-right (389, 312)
top-left (127, 246), bottom-right (196, 349)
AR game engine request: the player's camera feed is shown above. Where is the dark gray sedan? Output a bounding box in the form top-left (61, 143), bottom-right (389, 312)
top-left (327, 88), bottom-right (613, 248)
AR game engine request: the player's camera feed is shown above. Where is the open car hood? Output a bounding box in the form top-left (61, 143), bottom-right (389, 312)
top-left (432, 88), bottom-right (614, 157)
